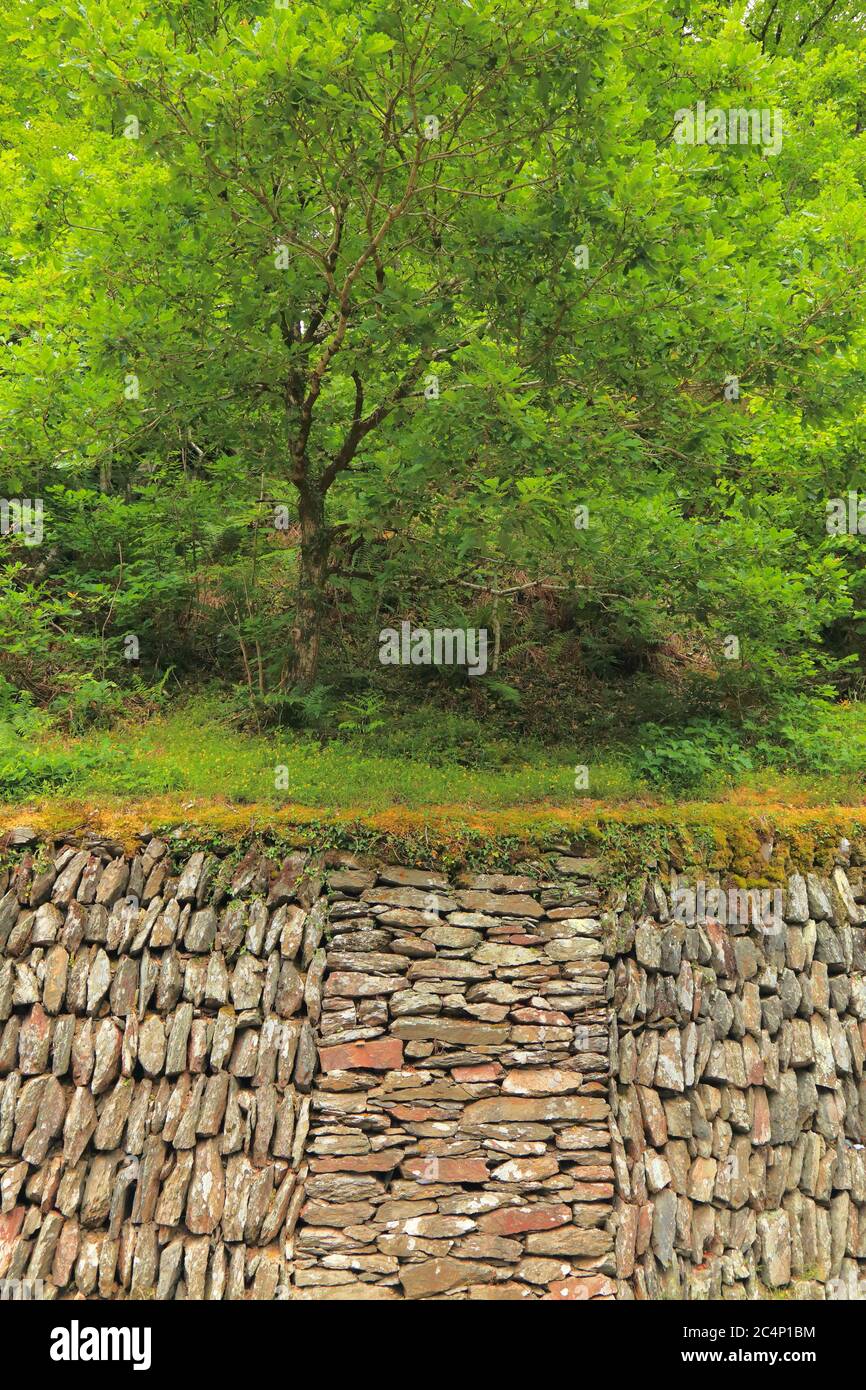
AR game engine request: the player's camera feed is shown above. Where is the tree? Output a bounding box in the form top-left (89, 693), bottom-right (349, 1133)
top-left (3, 0), bottom-right (866, 725)
top-left (2, 0), bottom-right (616, 687)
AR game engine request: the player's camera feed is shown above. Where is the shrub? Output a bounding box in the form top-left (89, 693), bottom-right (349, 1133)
top-left (633, 720), bottom-right (754, 795)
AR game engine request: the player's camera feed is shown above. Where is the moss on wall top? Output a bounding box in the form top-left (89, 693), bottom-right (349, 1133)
top-left (2, 794), bottom-right (865, 883)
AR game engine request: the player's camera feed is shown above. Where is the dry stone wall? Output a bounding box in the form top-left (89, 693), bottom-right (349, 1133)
top-left (608, 864), bottom-right (866, 1300)
top-left (0, 832), bottom-right (614, 1300)
top-left (0, 834), bottom-right (321, 1300)
top-left (295, 857), bottom-right (613, 1300)
top-left (3, 825), bottom-right (866, 1302)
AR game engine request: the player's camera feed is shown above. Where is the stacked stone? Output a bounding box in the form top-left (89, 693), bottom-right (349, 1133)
top-left (17, 825), bottom-right (860, 1303)
top-left (293, 856), bottom-right (615, 1299)
top-left (609, 865), bottom-right (866, 1301)
top-left (0, 834), bottom-right (320, 1299)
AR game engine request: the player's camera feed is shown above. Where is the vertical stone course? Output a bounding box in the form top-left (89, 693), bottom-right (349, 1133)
top-left (608, 865), bottom-right (866, 1300)
top-left (0, 835), bottom-right (315, 1300)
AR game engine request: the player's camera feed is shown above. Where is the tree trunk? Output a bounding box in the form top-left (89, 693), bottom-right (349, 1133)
top-left (291, 482), bottom-right (330, 689)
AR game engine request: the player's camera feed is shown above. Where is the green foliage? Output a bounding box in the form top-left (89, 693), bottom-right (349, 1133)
top-left (742, 695), bottom-right (866, 779)
top-left (0, 677), bottom-right (173, 794)
top-left (634, 720), bottom-right (755, 794)
top-left (2, 0), bottom-right (866, 781)
top-left (336, 692), bottom-right (388, 738)
top-left (50, 674), bottom-right (126, 734)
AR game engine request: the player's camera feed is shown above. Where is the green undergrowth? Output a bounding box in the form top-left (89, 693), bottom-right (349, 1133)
top-left (3, 694), bottom-right (866, 810)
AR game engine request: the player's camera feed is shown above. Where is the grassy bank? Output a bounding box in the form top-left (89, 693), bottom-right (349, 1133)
top-left (2, 698), bottom-right (866, 884)
top-left (3, 696), bottom-right (866, 813)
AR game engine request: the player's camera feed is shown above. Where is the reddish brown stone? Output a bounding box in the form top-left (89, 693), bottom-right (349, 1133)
top-left (525, 1228), bottom-right (611, 1258)
top-left (615, 1202), bottom-right (638, 1278)
top-left (312, 1150), bottom-right (405, 1173)
top-left (467, 1282), bottom-right (536, 1300)
top-left (752, 1087), bottom-right (771, 1146)
top-left (636, 1200), bottom-right (654, 1256)
top-left (570, 1182), bottom-right (614, 1201)
top-left (568, 1165), bottom-right (614, 1182)
top-left (706, 920), bottom-right (737, 977)
top-left (401, 1156), bottom-right (489, 1184)
top-left (393, 1018), bottom-right (508, 1046)
top-left (511, 1007), bottom-right (571, 1026)
top-left (382, 1103), bottom-right (443, 1121)
top-left (464, 1095), bottom-right (606, 1123)
top-left (400, 1256), bottom-right (495, 1298)
top-left (318, 1038), bottom-right (404, 1072)
top-left (478, 1204), bottom-right (571, 1236)
top-left (450, 1063), bottom-right (501, 1082)
top-left (502, 1066), bottom-right (583, 1097)
top-left (492, 1155), bottom-right (560, 1183)
top-left (50, 1218), bottom-right (80, 1287)
top-left (0, 1207), bottom-right (24, 1278)
top-left (744, 1035), bottom-right (765, 1085)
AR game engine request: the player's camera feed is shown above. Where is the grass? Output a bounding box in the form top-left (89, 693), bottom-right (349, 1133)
top-left (2, 694), bottom-right (866, 825)
top-left (1, 701), bottom-right (633, 809)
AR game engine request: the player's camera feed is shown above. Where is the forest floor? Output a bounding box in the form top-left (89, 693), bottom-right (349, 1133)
top-left (2, 700), bottom-right (866, 808)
